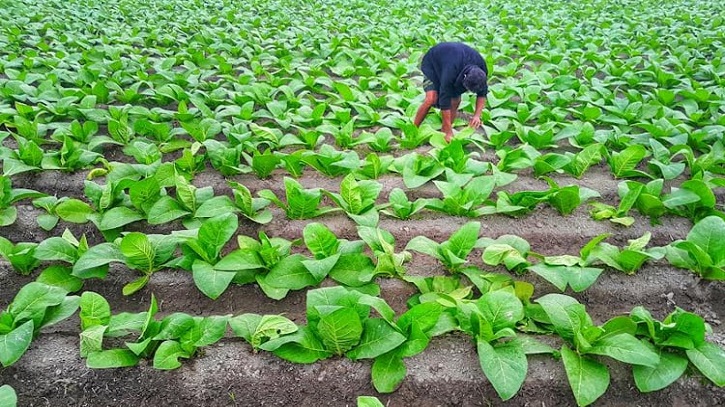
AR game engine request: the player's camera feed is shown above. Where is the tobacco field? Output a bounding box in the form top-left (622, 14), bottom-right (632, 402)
top-left (1, 0), bottom-right (724, 406)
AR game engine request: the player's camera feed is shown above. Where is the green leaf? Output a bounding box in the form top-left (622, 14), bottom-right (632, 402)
top-left (477, 338), bottom-right (527, 401)
top-left (55, 199), bottom-right (94, 223)
top-left (9, 282), bottom-right (68, 323)
top-left (633, 347), bottom-right (688, 392)
top-left (35, 237), bottom-right (78, 263)
top-left (0, 320), bottom-right (34, 367)
top-left (535, 294), bottom-right (587, 339)
top-left (153, 340), bottom-right (189, 370)
top-left (588, 334), bottom-right (659, 367)
top-left (316, 307), bottom-right (363, 355)
top-left (80, 324), bottom-right (107, 357)
top-left (79, 291), bottom-right (111, 330)
top-left (686, 341), bottom-right (725, 386)
top-left (36, 265), bottom-right (83, 292)
top-left (86, 349), bottom-right (139, 368)
top-left (357, 396), bottom-right (384, 407)
top-left (192, 260), bottom-right (236, 300)
top-left (197, 213), bottom-right (238, 261)
top-left (230, 314), bottom-right (298, 349)
top-left (120, 232), bottom-right (155, 273)
top-left (265, 254), bottom-right (317, 290)
top-left (560, 345), bottom-right (610, 407)
top-left (0, 384), bottom-right (17, 407)
top-left (687, 216), bottom-right (725, 265)
top-left (347, 319), bottom-right (406, 360)
top-left (303, 222), bottom-right (340, 258)
top-left (261, 326), bottom-right (331, 364)
top-left (371, 351), bottom-right (406, 393)
top-left (147, 196), bottom-right (191, 224)
top-left (72, 243), bottom-right (124, 279)
top-left (40, 295), bottom-right (81, 329)
top-left (478, 290), bottom-right (524, 332)
top-left (98, 207), bottom-right (143, 230)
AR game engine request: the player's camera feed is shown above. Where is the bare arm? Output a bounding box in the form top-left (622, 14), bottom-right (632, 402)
top-left (469, 96), bottom-right (487, 128)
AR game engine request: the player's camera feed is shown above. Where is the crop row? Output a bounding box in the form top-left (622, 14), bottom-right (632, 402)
top-left (2, 252), bottom-right (723, 407)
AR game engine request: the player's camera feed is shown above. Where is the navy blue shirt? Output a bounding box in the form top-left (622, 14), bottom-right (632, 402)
top-left (420, 42), bottom-right (489, 110)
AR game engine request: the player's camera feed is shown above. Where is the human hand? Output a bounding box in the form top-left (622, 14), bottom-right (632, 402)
top-left (469, 116), bottom-right (482, 129)
top-left (444, 131), bottom-right (453, 142)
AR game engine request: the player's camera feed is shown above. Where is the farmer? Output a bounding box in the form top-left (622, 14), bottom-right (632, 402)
top-left (413, 42), bottom-right (489, 142)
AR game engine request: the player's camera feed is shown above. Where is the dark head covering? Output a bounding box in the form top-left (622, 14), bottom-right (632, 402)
top-left (463, 66), bottom-right (487, 93)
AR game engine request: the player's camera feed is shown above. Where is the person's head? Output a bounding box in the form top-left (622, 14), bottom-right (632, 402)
top-left (463, 66), bottom-right (487, 93)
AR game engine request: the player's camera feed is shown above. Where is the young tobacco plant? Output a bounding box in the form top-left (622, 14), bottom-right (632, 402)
top-left (665, 215), bottom-right (725, 280)
top-left (629, 306), bottom-right (725, 390)
top-left (527, 234), bottom-right (609, 292)
top-left (455, 288), bottom-right (554, 401)
top-left (298, 222), bottom-right (378, 290)
top-left (588, 232), bottom-right (665, 274)
top-left (425, 172), bottom-right (497, 217)
top-left (391, 152), bottom-right (445, 189)
top-left (406, 221), bottom-right (481, 272)
top-left (496, 178), bottom-right (599, 217)
top-left (213, 229), bottom-right (314, 300)
top-left (0, 282), bottom-right (80, 367)
top-left (380, 188), bottom-right (430, 220)
top-left (0, 175), bottom-right (45, 226)
top-left (590, 179), bottom-right (667, 226)
top-left (301, 144), bottom-right (361, 177)
top-left (258, 177), bottom-right (338, 220)
top-left (535, 294), bottom-right (660, 406)
top-left (0, 238), bottom-right (40, 275)
top-left (478, 234), bottom-right (534, 275)
top-left (195, 181), bottom-right (272, 224)
top-left (79, 293), bottom-right (229, 370)
top-left (324, 174), bottom-right (382, 226)
top-left (358, 226), bottom-right (411, 278)
top-left (237, 286), bottom-right (404, 368)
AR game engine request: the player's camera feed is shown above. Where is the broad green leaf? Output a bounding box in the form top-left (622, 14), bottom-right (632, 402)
top-left (347, 319), bottom-right (406, 360)
top-left (560, 345), bottom-right (609, 407)
top-left (35, 237), bottom-right (77, 263)
top-left (304, 222), bottom-right (340, 259)
top-left (153, 340), bottom-right (189, 370)
top-left (86, 349), bottom-right (139, 368)
top-left (633, 346), bottom-right (688, 392)
top-left (79, 291), bottom-right (111, 330)
top-left (192, 260), bottom-right (236, 300)
top-left (686, 341), bottom-right (725, 386)
top-left (371, 351), bottom-right (406, 393)
top-left (80, 324), bottom-right (106, 357)
top-left (259, 326), bottom-right (330, 363)
top-left (477, 338), bottom-right (527, 401)
top-left (36, 265), bottom-right (83, 292)
top-left (98, 207), bottom-right (144, 230)
top-left (9, 282), bottom-right (68, 323)
top-left (478, 290), bottom-right (524, 332)
top-left (120, 232), bottom-right (155, 273)
top-left (55, 199), bottom-right (94, 223)
top-left (588, 334), bottom-right (659, 367)
top-left (316, 307), bottom-right (363, 355)
top-left (687, 216), bottom-right (725, 265)
top-left (72, 243), bottom-right (124, 279)
top-left (0, 321), bottom-right (34, 367)
top-left (197, 213), bottom-right (238, 261)
top-left (0, 384), bottom-right (17, 407)
top-left (357, 396), bottom-right (384, 407)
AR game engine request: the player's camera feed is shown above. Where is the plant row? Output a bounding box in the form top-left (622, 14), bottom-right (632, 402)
top-left (1, 267), bottom-right (723, 407)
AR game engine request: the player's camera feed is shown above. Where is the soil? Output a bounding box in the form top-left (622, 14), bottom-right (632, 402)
top-left (1, 149), bottom-right (724, 406)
